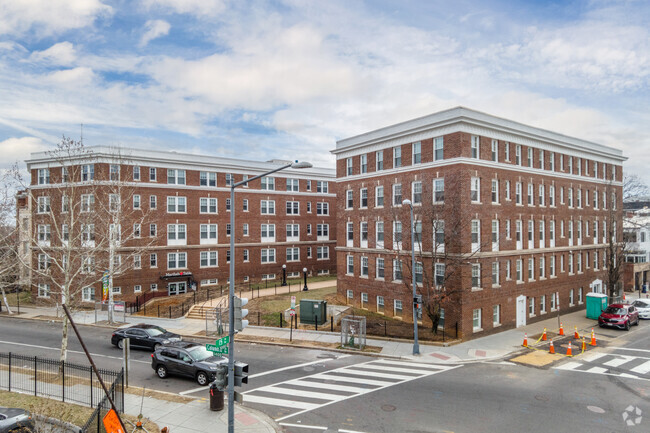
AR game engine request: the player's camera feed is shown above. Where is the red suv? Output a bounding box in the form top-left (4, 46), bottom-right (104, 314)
top-left (598, 304), bottom-right (640, 330)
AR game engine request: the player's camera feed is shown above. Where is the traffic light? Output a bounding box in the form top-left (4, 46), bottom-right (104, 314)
top-left (214, 363), bottom-right (228, 391)
top-left (233, 297), bottom-right (249, 332)
top-left (234, 361), bottom-right (248, 387)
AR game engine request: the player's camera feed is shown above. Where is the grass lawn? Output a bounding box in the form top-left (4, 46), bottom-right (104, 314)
top-left (0, 390), bottom-right (159, 432)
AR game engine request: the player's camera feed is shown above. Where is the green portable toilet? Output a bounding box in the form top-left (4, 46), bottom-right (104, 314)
top-left (586, 292), bottom-right (608, 319)
top-left (299, 299), bottom-right (327, 325)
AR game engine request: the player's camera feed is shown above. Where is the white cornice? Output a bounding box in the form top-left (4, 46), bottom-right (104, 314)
top-left (332, 107), bottom-right (626, 163)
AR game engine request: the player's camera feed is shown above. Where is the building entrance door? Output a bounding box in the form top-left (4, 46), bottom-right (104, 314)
top-left (168, 282), bottom-right (187, 296)
top-left (591, 279), bottom-right (603, 294)
top-left (516, 295), bottom-right (526, 327)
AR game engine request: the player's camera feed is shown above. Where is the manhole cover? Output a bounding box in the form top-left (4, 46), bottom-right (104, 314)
top-left (381, 404), bottom-right (396, 412)
top-left (535, 394), bottom-right (549, 402)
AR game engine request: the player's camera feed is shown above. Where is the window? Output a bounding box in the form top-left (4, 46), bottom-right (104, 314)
top-left (37, 168), bottom-right (50, 185)
top-left (286, 178), bottom-right (299, 192)
top-left (412, 142), bottom-right (421, 164)
top-left (38, 254), bottom-right (51, 270)
top-left (361, 292), bottom-right (368, 308)
top-left (360, 188), bottom-right (368, 208)
top-left (286, 201), bottom-right (299, 215)
top-left (434, 178), bottom-right (444, 203)
top-left (472, 264), bottom-right (481, 288)
top-left (346, 158), bottom-right (353, 176)
top-left (538, 185), bottom-right (545, 206)
top-left (317, 246), bottom-right (329, 260)
top-left (109, 194), bottom-right (120, 212)
top-left (200, 224), bottom-right (218, 243)
top-left (539, 149), bottom-right (544, 169)
top-left (110, 164), bottom-right (120, 181)
top-left (347, 255), bottom-right (354, 274)
top-left (471, 220), bottom-right (480, 252)
top-left (225, 198), bottom-right (231, 211)
top-left (286, 247), bottom-right (300, 262)
top-left (315, 223), bottom-right (328, 240)
top-left (261, 200), bottom-right (275, 215)
top-left (307, 224), bottom-right (312, 235)
top-left (167, 169), bottom-right (186, 185)
top-left (505, 180), bottom-right (511, 200)
top-left (491, 140), bottom-right (498, 162)
top-left (394, 300), bottom-right (403, 317)
top-left (434, 220), bottom-right (445, 252)
top-left (134, 255), bottom-right (141, 269)
top-left (528, 219), bottom-right (534, 248)
top-left (316, 181), bottom-right (328, 193)
top-left (492, 220), bottom-right (499, 251)
top-left (81, 194), bottom-right (95, 212)
top-left (243, 249), bottom-right (249, 262)
top-left (149, 167), bottom-right (157, 181)
top-left (549, 185), bottom-right (555, 206)
top-left (569, 288), bottom-right (575, 306)
top-left (360, 154), bottom-right (368, 173)
top-left (515, 145), bottom-right (521, 165)
top-left (61, 195), bottom-right (69, 213)
top-left (376, 151), bottom-right (384, 170)
top-left (376, 258), bottom-right (385, 279)
top-left (527, 148), bottom-right (533, 167)
top-left (539, 220), bottom-right (545, 248)
top-left (133, 223), bottom-right (141, 238)
top-left (82, 164), bottom-right (94, 181)
top-left (38, 224), bottom-right (51, 243)
top-left (568, 156), bottom-right (573, 174)
top-left (347, 222), bottom-right (354, 247)
top-left (539, 256), bottom-right (545, 278)
top-left (200, 197), bottom-right (218, 214)
top-left (549, 152), bottom-right (555, 171)
top-left (150, 254), bottom-right (157, 268)
top-left (150, 195), bottom-right (157, 209)
top-left (527, 183), bottom-right (534, 205)
top-left (261, 248), bottom-right (276, 263)
top-left (516, 259), bottom-right (522, 282)
top-left (540, 295), bottom-right (546, 314)
top-left (375, 186), bottom-right (384, 207)
top-left (471, 136), bottom-right (480, 158)
top-left (134, 285), bottom-right (142, 293)
top-left (412, 182), bottom-right (422, 204)
top-left (243, 223), bottom-right (249, 236)
top-left (151, 284), bottom-right (158, 291)
top-left (149, 224), bottom-right (157, 237)
top-left (393, 221), bottom-right (402, 249)
top-left (473, 308), bottom-right (482, 331)
top-left (579, 287), bottom-right (583, 304)
top-left (515, 182), bottom-right (522, 205)
top-left (167, 196), bottom-right (187, 213)
top-left (225, 173), bottom-right (233, 186)
top-left (393, 259), bottom-right (402, 281)
top-left (434, 137), bottom-right (444, 160)
top-left (393, 146), bottom-right (402, 167)
top-left (491, 180), bottom-right (499, 203)
top-left (529, 297), bottom-right (535, 316)
top-left (38, 283), bottom-right (50, 298)
top-left (361, 257), bottom-right (369, 277)
top-left (261, 176), bottom-right (275, 190)
top-left (435, 263), bottom-right (445, 286)
top-left (376, 221), bottom-right (384, 248)
top-left (133, 195), bottom-right (141, 210)
top-left (167, 224), bottom-right (187, 244)
top-left (287, 224), bottom-right (300, 241)
top-left (392, 184), bottom-right (402, 206)
top-left (506, 260), bottom-right (511, 280)
top-left (471, 177), bottom-right (480, 202)
top-left (492, 261), bottom-right (500, 286)
top-left (200, 171), bottom-right (217, 187)
top-left (133, 166), bottom-right (140, 181)
top-left (167, 252), bottom-right (187, 269)
top-left (82, 287), bottom-right (95, 302)
top-left (505, 142), bottom-right (510, 161)
top-left (37, 196), bottom-right (51, 214)
top-left (261, 224), bottom-right (276, 242)
top-left (415, 262), bottom-right (423, 284)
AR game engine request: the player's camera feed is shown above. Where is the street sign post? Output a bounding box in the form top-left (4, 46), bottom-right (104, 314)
top-left (207, 336), bottom-right (230, 354)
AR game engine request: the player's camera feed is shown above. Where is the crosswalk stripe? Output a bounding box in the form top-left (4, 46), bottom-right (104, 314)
top-left (587, 367), bottom-right (608, 374)
top-left (359, 365), bottom-right (437, 375)
top-left (603, 356), bottom-right (635, 367)
top-left (309, 373), bottom-right (393, 387)
top-left (369, 360), bottom-right (449, 370)
top-left (581, 353), bottom-right (607, 363)
top-left (259, 386), bottom-right (348, 401)
top-left (336, 368), bottom-right (415, 380)
top-left (287, 379), bottom-right (371, 394)
top-left (630, 361), bottom-right (650, 375)
top-left (556, 362), bottom-right (582, 370)
top-left (242, 395), bottom-right (320, 410)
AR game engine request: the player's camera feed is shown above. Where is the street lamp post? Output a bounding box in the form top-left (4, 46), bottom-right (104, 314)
top-left (228, 160), bottom-right (312, 433)
top-left (402, 199), bottom-right (420, 355)
top-left (282, 264), bottom-right (287, 286)
top-left (302, 267), bottom-right (308, 291)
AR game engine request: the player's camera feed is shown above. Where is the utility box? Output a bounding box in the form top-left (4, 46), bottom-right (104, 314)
top-left (586, 292), bottom-right (608, 319)
top-left (300, 299), bottom-right (327, 325)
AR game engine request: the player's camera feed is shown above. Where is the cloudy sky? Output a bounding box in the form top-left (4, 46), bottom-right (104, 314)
top-left (1, 0), bottom-right (649, 180)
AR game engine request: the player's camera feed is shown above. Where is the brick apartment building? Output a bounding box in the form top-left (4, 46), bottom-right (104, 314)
top-left (23, 146), bottom-right (336, 303)
top-left (331, 107), bottom-right (626, 339)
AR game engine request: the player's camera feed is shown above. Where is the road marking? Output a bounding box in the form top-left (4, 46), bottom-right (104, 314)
top-left (178, 355), bottom-right (350, 395)
top-left (603, 356), bottom-right (635, 367)
top-left (630, 361), bottom-right (650, 375)
top-left (242, 394), bottom-right (319, 410)
top-left (369, 360), bottom-right (449, 369)
top-left (278, 423), bottom-right (327, 431)
top-left (258, 386), bottom-right (345, 401)
top-left (610, 347), bottom-right (650, 354)
top-left (333, 368), bottom-right (414, 380)
top-left (358, 364), bottom-right (439, 375)
top-left (581, 352), bottom-right (607, 363)
top-left (308, 373), bottom-right (394, 387)
top-left (339, 429), bottom-right (370, 433)
top-left (586, 367), bottom-right (608, 374)
top-left (287, 379), bottom-right (369, 394)
top-left (0, 339), bottom-right (149, 363)
top-left (556, 362), bottom-right (583, 370)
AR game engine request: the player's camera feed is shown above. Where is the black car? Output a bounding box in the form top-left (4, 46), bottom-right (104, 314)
top-left (0, 407), bottom-right (34, 433)
top-left (151, 341), bottom-right (227, 385)
top-left (111, 324), bottom-right (182, 351)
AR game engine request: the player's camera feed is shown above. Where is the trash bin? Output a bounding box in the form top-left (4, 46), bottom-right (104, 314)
top-left (209, 381), bottom-right (224, 411)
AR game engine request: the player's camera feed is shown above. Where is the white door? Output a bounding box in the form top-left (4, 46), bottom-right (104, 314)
top-left (168, 283), bottom-right (177, 296)
top-left (516, 295), bottom-right (526, 327)
top-left (591, 279), bottom-right (603, 294)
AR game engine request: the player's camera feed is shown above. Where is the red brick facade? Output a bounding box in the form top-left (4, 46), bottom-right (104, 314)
top-left (332, 107), bottom-right (626, 340)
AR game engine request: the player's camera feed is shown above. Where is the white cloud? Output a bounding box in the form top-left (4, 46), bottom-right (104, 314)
top-left (0, 136), bottom-right (48, 169)
top-left (30, 42), bottom-right (77, 66)
top-left (0, 0), bottom-right (112, 38)
top-left (140, 20), bottom-right (171, 47)
top-left (142, 0), bottom-right (226, 17)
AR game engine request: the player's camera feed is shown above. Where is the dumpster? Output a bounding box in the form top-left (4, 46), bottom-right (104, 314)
top-left (300, 299), bottom-right (327, 325)
top-left (209, 381), bottom-right (224, 411)
top-left (586, 292), bottom-right (608, 319)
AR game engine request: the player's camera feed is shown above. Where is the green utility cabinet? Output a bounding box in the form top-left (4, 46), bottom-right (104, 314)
top-left (300, 299), bottom-right (327, 325)
top-left (586, 292), bottom-right (608, 319)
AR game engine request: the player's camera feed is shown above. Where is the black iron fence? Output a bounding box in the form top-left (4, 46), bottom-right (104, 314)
top-left (81, 371), bottom-right (124, 433)
top-left (0, 352), bottom-right (123, 415)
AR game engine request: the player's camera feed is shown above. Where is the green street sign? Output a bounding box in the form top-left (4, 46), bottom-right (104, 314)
top-left (216, 336), bottom-right (230, 347)
top-left (206, 344), bottom-right (229, 355)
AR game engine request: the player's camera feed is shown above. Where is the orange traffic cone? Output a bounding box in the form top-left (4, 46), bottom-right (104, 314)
top-left (523, 333), bottom-right (528, 347)
top-left (574, 326), bottom-right (580, 339)
top-left (549, 340), bottom-right (555, 354)
top-left (542, 327), bottom-right (548, 341)
top-left (590, 328), bottom-right (597, 346)
top-left (623, 292), bottom-right (626, 301)
top-left (581, 338), bottom-right (586, 352)
top-left (559, 323), bottom-right (565, 336)
top-left (566, 341), bottom-right (573, 357)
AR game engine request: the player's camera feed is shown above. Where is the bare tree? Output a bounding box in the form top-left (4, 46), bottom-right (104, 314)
top-left (603, 180), bottom-right (625, 301)
top-left (0, 174), bottom-right (19, 313)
